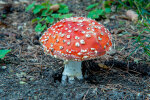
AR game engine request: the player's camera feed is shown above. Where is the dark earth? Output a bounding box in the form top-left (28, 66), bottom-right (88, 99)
top-left (0, 0), bottom-right (150, 99)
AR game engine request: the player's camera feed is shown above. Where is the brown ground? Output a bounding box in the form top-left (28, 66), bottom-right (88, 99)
top-left (0, 0), bottom-right (150, 100)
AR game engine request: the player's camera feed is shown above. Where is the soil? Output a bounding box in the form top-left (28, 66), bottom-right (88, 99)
top-left (0, 0), bottom-right (150, 100)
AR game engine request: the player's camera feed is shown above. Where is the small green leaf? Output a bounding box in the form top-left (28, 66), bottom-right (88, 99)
top-left (104, 1), bottom-right (113, 7)
top-left (59, 13), bottom-right (73, 19)
top-left (58, 4), bottom-right (69, 14)
top-left (2, 14), bottom-right (6, 18)
top-left (86, 3), bottom-right (99, 10)
top-left (88, 10), bottom-right (99, 19)
top-left (47, 10), bottom-right (53, 15)
top-left (145, 3), bottom-right (150, 9)
top-left (41, 9), bottom-right (49, 16)
top-left (128, 45), bottom-right (141, 59)
top-left (31, 17), bottom-right (41, 23)
top-left (141, 9), bottom-right (150, 15)
top-left (39, 17), bottom-right (46, 22)
top-left (25, 1), bottom-right (36, 12)
top-left (95, 9), bottom-right (104, 15)
top-left (41, 0), bottom-right (52, 8)
top-left (59, 4), bottom-right (68, 8)
top-left (33, 5), bottom-right (45, 14)
top-left (0, 49), bottom-right (11, 59)
top-left (51, 14), bottom-right (61, 18)
top-left (46, 16), bottom-right (54, 24)
top-left (35, 23), bottom-right (46, 32)
top-left (105, 8), bottom-right (111, 13)
top-left (58, 7), bottom-right (69, 14)
top-left (88, 9), bottom-right (104, 19)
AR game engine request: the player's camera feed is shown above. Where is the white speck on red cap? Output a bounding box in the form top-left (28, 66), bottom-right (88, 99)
top-left (80, 40), bottom-right (85, 44)
top-left (75, 42), bottom-right (80, 47)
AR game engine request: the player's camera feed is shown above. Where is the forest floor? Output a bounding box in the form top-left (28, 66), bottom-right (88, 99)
top-left (0, 0), bottom-right (150, 100)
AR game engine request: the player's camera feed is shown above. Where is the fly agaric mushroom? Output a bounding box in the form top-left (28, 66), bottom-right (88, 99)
top-left (39, 17), bottom-right (112, 83)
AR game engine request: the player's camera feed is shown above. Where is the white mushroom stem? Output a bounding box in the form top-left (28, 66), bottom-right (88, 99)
top-left (62, 61), bottom-right (83, 83)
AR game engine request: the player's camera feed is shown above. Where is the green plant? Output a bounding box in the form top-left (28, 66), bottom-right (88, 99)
top-left (117, 0), bottom-right (150, 18)
top-left (1, 14), bottom-right (6, 18)
top-left (122, 0), bottom-right (150, 58)
top-left (115, 0), bottom-right (150, 58)
top-left (86, 1), bottom-right (112, 19)
top-left (128, 29), bottom-right (150, 58)
top-left (26, 0), bottom-right (73, 32)
top-left (87, 0), bottom-right (150, 59)
top-left (0, 49), bottom-right (11, 59)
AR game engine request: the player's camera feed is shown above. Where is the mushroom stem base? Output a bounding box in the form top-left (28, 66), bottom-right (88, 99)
top-left (62, 61), bottom-right (83, 83)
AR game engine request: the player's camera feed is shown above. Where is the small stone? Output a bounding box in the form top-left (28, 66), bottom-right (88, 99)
top-left (110, 15), bottom-right (117, 19)
top-left (18, 26), bottom-right (23, 31)
top-left (27, 45), bottom-right (34, 51)
top-left (137, 92), bottom-right (141, 96)
top-left (29, 77), bottom-right (34, 81)
top-left (16, 73), bottom-right (20, 77)
top-left (20, 72), bottom-right (26, 77)
top-left (75, 93), bottom-right (84, 99)
top-left (1, 66), bottom-right (7, 69)
top-left (34, 96), bottom-right (38, 99)
top-left (12, 22), bottom-right (17, 26)
top-left (16, 72), bottom-right (26, 78)
top-left (111, 69), bottom-right (118, 73)
top-left (104, 19), bottom-right (110, 24)
top-left (22, 78), bottom-right (26, 81)
top-left (0, 89), bottom-right (3, 93)
top-left (19, 81), bottom-right (26, 85)
top-left (58, 61), bottom-right (63, 65)
top-left (147, 93), bottom-right (150, 97)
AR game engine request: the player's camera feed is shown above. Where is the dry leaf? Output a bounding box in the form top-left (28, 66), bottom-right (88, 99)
top-left (0, 21), bottom-right (7, 28)
top-left (126, 10), bottom-right (138, 22)
top-left (98, 63), bottom-right (110, 69)
top-left (50, 4), bottom-right (60, 12)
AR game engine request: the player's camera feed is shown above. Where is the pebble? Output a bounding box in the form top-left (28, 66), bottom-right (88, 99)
top-left (0, 89), bottom-right (3, 93)
top-left (18, 25), bottom-right (23, 31)
top-left (12, 22), bottom-right (17, 26)
top-left (37, 32), bottom-right (42, 35)
top-left (16, 72), bottom-right (26, 78)
top-left (104, 19), bottom-right (110, 24)
top-left (112, 69), bottom-right (118, 73)
top-left (136, 92), bottom-right (141, 97)
top-left (58, 61), bottom-right (63, 65)
top-left (75, 93), bottom-right (84, 99)
top-left (19, 81), bottom-right (26, 85)
top-left (34, 96), bottom-right (38, 99)
top-left (114, 56), bottom-right (118, 60)
top-left (147, 93), bottom-right (150, 97)
top-left (1, 66), bottom-right (7, 69)
top-left (92, 88), bottom-right (98, 94)
top-left (110, 15), bottom-right (117, 20)
top-left (22, 78), bottom-right (26, 81)
top-left (27, 45), bottom-right (34, 51)
top-left (29, 77), bottom-right (34, 81)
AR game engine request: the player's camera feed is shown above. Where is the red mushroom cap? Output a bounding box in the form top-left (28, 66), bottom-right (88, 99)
top-left (39, 17), bottom-right (112, 61)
